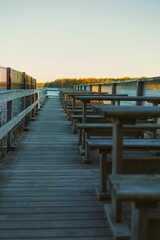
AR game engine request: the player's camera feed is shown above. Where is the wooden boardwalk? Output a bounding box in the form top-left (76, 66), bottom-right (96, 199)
top-left (0, 96), bottom-right (112, 239)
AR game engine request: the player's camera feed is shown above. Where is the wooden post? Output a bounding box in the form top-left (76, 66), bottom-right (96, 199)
top-left (98, 84), bottom-right (101, 93)
top-left (136, 81), bottom-right (144, 106)
top-left (131, 207), bottom-right (148, 240)
top-left (112, 119), bottom-right (123, 222)
top-left (82, 101), bottom-right (87, 123)
top-left (6, 68), bottom-right (12, 150)
top-left (89, 85), bottom-right (92, 92)
top-left (112, 119), bottom-right (123, 175)
top-left (35, 92), bottom-right (39, 114)
top-left (22, 96), bottom-right (29, 131)
top-left (112, 83), bottom-right (117, 95)
top-left (111, 83), bottom-right (117, 105)
top-left (7, 68), bottom-right (11, 89)
top-left (98, 150), bottom-right (109, 199)
top-left (7, 100), bottom-right (13, 150)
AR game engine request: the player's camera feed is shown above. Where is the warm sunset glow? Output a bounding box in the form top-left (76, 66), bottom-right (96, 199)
top-left (0, 0), bottom-right (160, 82)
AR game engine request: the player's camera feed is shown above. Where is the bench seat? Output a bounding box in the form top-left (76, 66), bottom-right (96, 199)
top-left (86, 138), bottom-right (160, 199)
top-left (71, 114), bottom-right (107, 133)
top-left (105, 174), bottom-right (160, 240)
top-left (77, 122), bottom-right (160, 154)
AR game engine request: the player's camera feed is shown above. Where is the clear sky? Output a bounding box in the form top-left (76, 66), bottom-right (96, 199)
top-left (0, 0), bottom-right (159, 82)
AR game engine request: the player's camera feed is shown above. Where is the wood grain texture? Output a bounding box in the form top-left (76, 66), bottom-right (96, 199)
top-left (0, 96), bottom-right (112, 239)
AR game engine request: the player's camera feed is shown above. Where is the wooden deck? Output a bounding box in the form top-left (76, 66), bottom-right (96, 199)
top-left (0, 96), bottom-right (112, 239)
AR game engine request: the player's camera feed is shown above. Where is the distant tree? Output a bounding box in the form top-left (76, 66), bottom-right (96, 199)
top-left (36, 82), bottom-right (45, 88)
top-left (43, 76), bottom-right (147, 88)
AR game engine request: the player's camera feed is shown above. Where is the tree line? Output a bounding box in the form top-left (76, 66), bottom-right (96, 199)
top-left (44, 77), bottom-right (140, 88)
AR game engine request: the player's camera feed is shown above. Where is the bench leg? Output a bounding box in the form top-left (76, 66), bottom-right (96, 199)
top-left (83, 141), bottom-right (92, 164)
top-left (131, 202), bottom-right (157, 240)
top-left (112, 121), bottom-right (123, 175)
top-left (77, 129), bottom-right (82, 146)
top-left (96, 151), bottom-right (110, 200)
top-left (131, 207), bottom-right (148, 240)
top-left (71, 119), bottom-right (77, 133)
top-left (81, 129), bottom-right (86, 150)
top-left (80, 129), bottom-right (87, 155)
top-left (112, 191), bottom-right (122, 223)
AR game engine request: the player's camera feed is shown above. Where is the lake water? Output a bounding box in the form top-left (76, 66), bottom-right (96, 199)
top-left (47, 89), bottom-right (60, 97)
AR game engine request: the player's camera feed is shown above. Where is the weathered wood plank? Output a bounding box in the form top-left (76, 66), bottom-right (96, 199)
top-left (0, 96), bottom-right (111, 239)
top-left (0, 228), bottom-right (111, 238)
top-left (0, 219), bottom-right (107, 229)
top-left (0, 101), bottom-right (39, 140)
top-left (0, 89), bottom-right (39, 103)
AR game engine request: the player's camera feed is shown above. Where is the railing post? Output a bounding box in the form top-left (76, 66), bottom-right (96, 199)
top-left (98, 84), bottom-right (101, 93)
top-left (7, 99), bottom-right (13, 151)
top-left (31, 93), bottom-right (36, 118)
top-left (22, 96), bottom-right (28, 131)
top-left (89, 85), bottom-right (92, 92)
top-left (112, 83), bottom-right (117, 94)
top-left (111, 83), bottom-right (117, 105)
top-left (6, 68), bottom-right (13, 151)
top-left (7, 68), bottom-right (11, 89)
top-left (136, 81), bottom-right (144, 106)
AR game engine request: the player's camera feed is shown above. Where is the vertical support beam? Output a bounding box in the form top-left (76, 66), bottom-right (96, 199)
top-left (98, 84), bottom-right (101, 93)
top-left (7, 68), bottom-right (11, 90)
top-left (35, 92), bottom-right (38, 114)
top-left (82, 101), bottom-right (88, 123)
top-left (136, 81), bottom-right (144, 106)
top-left (32, 93), bottom-right (36, 118)
top-left (89, 85), bottom-right (92, 92)
top-left (83, 138), bottom-right (92, 163)
top-left (112, 83), bottom-right (117, 95)
top-left (112, 119), bottom-right (123, 222)
top-left (111, 83), bottom-right (117, 105)
top-left (22, 72), bottom-right (25, 89)
top-left (81, 129), bottom-right (87, 151)
top-left (23, 72), bottom-right (27, 89)
top-left (131, 207), bottom-right (148, 240)
top-left (112, 190), bottom-right (122, 223)
top-left (99, 151), bottom-right (107, 195)
top-left (7, 100), bottom-right (13, 150)
top-left (22, 96), bottom-right (28, 130)
top-left (29, 94), bottom-right (32, 120)
top-left (112, 119), bottom-right (123, 175)
top-left (6, 68), bottom-right (12, 150)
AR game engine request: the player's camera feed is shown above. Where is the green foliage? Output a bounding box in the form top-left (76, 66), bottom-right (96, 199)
top-left (44, 77), bottom-right (146, 88)
top-left (44, 78), bottom-right (114, 88)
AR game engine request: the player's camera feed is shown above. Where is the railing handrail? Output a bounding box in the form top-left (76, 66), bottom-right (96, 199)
top-left (0, 89), bottom-right (40, 104)
top-left (0, 100), bottom-right (39, 140)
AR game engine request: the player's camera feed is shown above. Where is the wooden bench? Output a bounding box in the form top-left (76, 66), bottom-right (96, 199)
top-left (64, 102), bottom-right (84, 115)
top-left (76, 123), bottom-right (112, 149)
top-left (86, 138), bottom-right (160, 199)
top-left (76, 122), bottom-right (160, 154)
top-left (71, 114), bottom-right (107, 133)
top-left (105, 174), bottom-right (160, 240)
top-left (68, 109), bottom-right (93, 120)
top-left (80, 123), bottom-right (160, 159)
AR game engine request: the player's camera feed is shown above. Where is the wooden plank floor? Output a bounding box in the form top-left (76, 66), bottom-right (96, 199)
top-left (0, 96), bottom-right (112, 240)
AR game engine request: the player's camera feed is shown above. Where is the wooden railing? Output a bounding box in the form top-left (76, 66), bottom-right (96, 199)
top-left (74, 76), bottom-right (160, 103)
top-left (0, 89), bottom-right (47, 158)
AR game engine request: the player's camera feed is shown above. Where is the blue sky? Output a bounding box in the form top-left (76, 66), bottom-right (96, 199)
top-left (0, 0), bottom-right (159, 82)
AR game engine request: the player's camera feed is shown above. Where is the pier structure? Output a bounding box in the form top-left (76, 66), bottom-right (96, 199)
top-left (0, 66), bottom-right (47, 158)
top-left (0, 71), bottom-right (160, 239)
top-left (0, 94), bottom-right (112, 239)
top-left (74, 76), bottom-right (160, 104)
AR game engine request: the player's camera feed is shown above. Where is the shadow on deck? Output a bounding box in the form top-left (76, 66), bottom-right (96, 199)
top-left (0, 96), bottom-right (112, 239)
